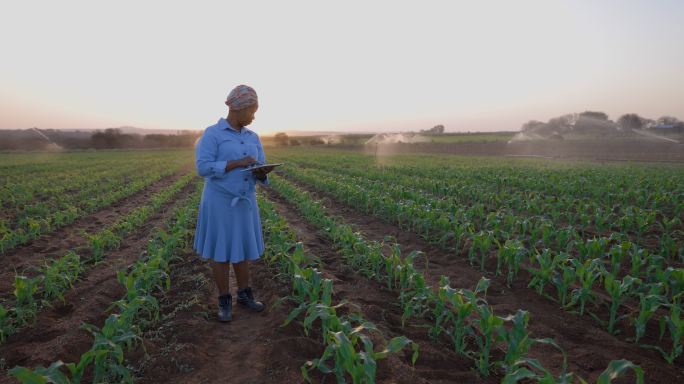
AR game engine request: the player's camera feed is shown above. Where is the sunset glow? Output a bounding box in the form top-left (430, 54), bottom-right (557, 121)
top-left (1, 0), bottom-right (683, 134)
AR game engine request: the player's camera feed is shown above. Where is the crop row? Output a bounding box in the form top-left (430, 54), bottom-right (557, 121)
top-left (267, 175), bottom-right (644, 383)
top-left (7, 181), bottom-right (203, 383)
top-left (0, 163), bottom-right (190, 254)
top-left (5, 156), bottom-right (187, 221)
top-left (0, 173), bottom-right (195, 344)
top-left (279, 164), bottom-right (684, 364)
top-left (258, 194), bottom-right (417, 383)
top-left (276, 149), bottom-right (682, 217)
top-left (0, 150), bottom-right (192, 207)
top-left (278, 152), bottom-right (682, 260)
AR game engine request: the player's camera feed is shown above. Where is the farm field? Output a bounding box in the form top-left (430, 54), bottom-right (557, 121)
top-left (0, 147), bottom-right (682, 383)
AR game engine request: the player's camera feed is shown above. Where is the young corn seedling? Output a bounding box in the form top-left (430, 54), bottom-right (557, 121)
top-left (567, 258), bottom-right (602, 315)
top-left (608, 241), bottom-right (632, 277)
top-left (473, 301), bottom-right (504, 377)
top-left (657, 294), bottom-right (684, 364)
top-left (0, 304), bottom-right (14, 343)
top-left (632, 291), bottom-right (663, 344)
top-left (41, 251), bottom-right (84, 303)
top-left (89, 229), bottom-right (120, 262)
top-left (552, 255), bottom-right (576, 307)
top-left (501, 338), bottom-right (575, 384)
top-left (496, 239), bottom-right (527, 286)
top-left (527, 249), bottom-right (560, 297)
top-left (498, 310), bottom-right (533, 374)
top-left (603, 272), bottom-right (640, 335)
top-left (13, 275), bottom-right (40, 326)
top-left (469, 230), bottom-right (494, 271)
top-left (431, 276), bottom-right (476, 355)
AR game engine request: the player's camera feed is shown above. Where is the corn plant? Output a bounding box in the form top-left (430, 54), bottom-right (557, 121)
top-left (469, 230), bottom-right (494, 271)
top-left (13, 275), bottom-right (40, 326)
top-left (473, 301), bottom-right (504, 376)
top-left (496, 239), bottom-right (527, 286)
top-left (656, 294), bottom-right (684, 364)
top-left (596, 359), bottom-right (645, 384)
top-left (41, 251), bottom-right (84, 303)
top-left (501, 338), bottom-right (574, 384)
top-left (527, 249), bottom-right (561, 297)
top-left (430, 276), bottom-right (476, 354)
top-left (633, 291), bottom-right (663, 344)
top-left (603, 273), bottom-right (640, 335)
top-left (552, 255), bottom-right (576, 306)
top-left (498, 310), bottom-right (533, 374)
top-left (0, 304), bottom-right (14, 343)
top-left (567, 258), bottom-right (602, 315)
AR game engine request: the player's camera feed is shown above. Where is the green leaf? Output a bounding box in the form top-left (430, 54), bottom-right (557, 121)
top-left (596, 360), bottom-right (645, 384)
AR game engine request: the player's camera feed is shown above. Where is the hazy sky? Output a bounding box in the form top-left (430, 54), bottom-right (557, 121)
top-left (1, 0), bottom-right (683, 134)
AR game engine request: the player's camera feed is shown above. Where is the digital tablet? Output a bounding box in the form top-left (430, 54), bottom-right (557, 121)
top-left (241, 163), bottom-right (285, 172)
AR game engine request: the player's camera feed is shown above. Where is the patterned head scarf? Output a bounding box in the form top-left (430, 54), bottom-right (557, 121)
top-left (225, 84), bottom-right (258, 110)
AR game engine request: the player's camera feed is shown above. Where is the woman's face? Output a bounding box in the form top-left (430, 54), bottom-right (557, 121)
top-left (236, 104), bottom-right (258, 127)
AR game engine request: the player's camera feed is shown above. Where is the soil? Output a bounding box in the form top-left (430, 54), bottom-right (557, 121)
top-left (0, 169), bottom-right (192, 302)
top-left (275, 176), bottom-right (684, 384)
top-left (264, 190), bottom-right (489, 384)
top-left (0, 180), bottom-right (196, 381)
top-left (126, 247), bottom-right (317, 384)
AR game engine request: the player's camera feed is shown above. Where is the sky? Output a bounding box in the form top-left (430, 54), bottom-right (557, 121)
top-left (1, 0), bottom-right (683, 134)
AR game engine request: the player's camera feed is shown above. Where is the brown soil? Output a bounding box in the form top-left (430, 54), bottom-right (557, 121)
top-left (0, 169), bottom-right (192, 302)
top-left (0, 181), bottom-right (196, 381)
top-left (126, 248), bottom-right (318, 384)
top-left (264, 190), bottom-right (489, 384)
top-left (277, 176), bottom-right (684, 383)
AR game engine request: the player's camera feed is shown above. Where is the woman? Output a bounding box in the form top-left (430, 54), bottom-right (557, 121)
top-left (194, 84), bottom-right (275, 322)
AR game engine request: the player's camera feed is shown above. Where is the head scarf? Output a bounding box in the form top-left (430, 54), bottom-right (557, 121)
top-left (225, 84), bottom-right (258, 110)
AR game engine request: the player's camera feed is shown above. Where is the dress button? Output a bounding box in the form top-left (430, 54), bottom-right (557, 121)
top-left (243, 152), bottom-right (246, 155)
top-left (241, 141), bottom-right (244, 144)
top-left (244, 178), bottom-right (248, 181)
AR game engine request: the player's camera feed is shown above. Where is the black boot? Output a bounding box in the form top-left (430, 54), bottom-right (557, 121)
top-left (217, 293), bottom-right (232, 322)
top-left (237, 287), bottom-right (264, 312)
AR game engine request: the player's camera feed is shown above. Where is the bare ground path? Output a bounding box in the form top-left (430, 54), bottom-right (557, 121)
top-left (0, 180), bottom-right (196, 381)
top-left (127, 248), bottom-right (319, 384)
top-left (279, 175), bottom-right (684, 384)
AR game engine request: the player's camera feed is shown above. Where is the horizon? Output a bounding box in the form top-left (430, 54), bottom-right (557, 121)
top-left (1, 1), bottom-right (683, 135)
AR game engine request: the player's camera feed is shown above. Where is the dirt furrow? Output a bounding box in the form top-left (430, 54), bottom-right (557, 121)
top-left (0, 181), bottom-right (196, 378)
top-left (0, 166), bottom-right (193, 300)
top-left (126, 246), bottom-right (319, 384)
top-left (264, 189), bottom-right (490, 384)
top-left (279, 176), bottom-right (684, 383)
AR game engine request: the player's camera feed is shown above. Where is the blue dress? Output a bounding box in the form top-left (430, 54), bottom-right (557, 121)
top-left (193, 118), bottom-right (268, 263)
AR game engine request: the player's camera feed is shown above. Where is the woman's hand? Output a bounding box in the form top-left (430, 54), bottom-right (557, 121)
top-left (225, 156), bottom-right (257, 172)
top-left (238, 156), bottom-right (258, 168)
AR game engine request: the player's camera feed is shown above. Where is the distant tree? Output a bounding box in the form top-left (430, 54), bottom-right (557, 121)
top-left (617, 114), bottom-right (646, 130)
top-left (547, 114), bottom-right (576, 130)
top-left (274, 132), bottom-right (290, 146)
top-left (579, 111), bottom-right (609, 121)
top-left (656, 116), bottom-right (683, 126)
top-left (420, 125), bottom-right (445, 135)
top-left (655, 116), bottom-right (684, 132)
top-left (521, 120), bottom-right (545, 132)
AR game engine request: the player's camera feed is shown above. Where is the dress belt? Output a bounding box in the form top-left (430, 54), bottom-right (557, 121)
top-left (230, 195), bottom-right (254, 210)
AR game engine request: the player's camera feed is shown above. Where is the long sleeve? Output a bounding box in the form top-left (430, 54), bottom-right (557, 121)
top-left (255, 137), bottom-right (269, 186)
top-left (195, 130), bottom-right (227, 178)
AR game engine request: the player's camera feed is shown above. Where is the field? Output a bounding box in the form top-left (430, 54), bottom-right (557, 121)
top-left (0, 148), bottom-right (682, 383)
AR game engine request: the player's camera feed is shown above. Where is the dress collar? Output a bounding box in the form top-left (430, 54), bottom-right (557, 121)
top-left (217, 117), bottom-right (252, 135)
